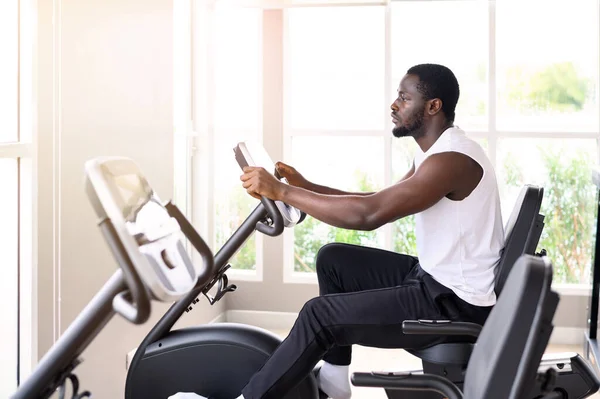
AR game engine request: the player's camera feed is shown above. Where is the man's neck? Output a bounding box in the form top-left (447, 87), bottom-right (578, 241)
top-left (415, 121), bottom-right (454, 153)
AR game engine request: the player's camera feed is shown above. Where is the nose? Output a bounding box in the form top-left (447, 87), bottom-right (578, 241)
top-left (390, 101), bottom-right (398, 112)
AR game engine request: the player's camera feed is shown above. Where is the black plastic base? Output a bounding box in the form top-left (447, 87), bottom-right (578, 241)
top-left (125, 323), bottom-right (319, 399)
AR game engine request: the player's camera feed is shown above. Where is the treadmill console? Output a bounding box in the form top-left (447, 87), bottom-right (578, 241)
top-left (234, 141), bottom-right (302, 228)
top-left (85, 157), bottom-right (200, 302)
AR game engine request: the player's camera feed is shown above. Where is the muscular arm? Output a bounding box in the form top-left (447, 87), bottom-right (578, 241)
top-left (302, 181), bottom-right (373, 196)
top-left (270, 154), bottom-right (475, 231)
top-left (302, 161), bottom-right (415, 196)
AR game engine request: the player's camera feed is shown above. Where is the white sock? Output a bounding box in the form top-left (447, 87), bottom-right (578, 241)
top-left (318, 362), bottom-right (352, 399)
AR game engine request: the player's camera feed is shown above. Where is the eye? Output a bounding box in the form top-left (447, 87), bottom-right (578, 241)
top-left (399, 93), bottom-right (408, 102)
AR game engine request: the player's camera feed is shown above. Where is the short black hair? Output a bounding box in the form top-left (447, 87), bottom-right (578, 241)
top-left (406, 64), bottom-right (460, 122)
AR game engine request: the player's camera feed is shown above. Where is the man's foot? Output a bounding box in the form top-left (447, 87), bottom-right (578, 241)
top-left (316, 362), bottom-right (352, 399)
top-left (168, 394), bottom-right (243, 399)
top-left (313, 365), bottom-right (330, 399)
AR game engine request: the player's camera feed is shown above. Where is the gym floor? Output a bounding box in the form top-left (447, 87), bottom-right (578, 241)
top-left (270, 330), bottom-right (600, 399)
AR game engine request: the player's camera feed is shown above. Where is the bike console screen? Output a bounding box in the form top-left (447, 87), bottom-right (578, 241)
top-left (85, 157), bottom-right (200, 301)
top-left (233, 141), bottom-right (302, 228)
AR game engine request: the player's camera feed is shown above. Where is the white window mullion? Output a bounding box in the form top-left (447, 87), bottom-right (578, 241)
top-left (18, 156), bottom-right (33, 384)
top-left (494, 131), bottom-right (600, 139)
top-left (205, 4), bottom-right (216, 253)
top-left (383, 136), bottom-right (393, 251)
top-left (383, 1), bottom-right (393, 251)
top-left (191, 0), bottom-right (216, 249)
top-left (282, 8), bottom-right (298, 282)
top-left (597, 0), bottom-right (600, 165)
top-left (488, 0), bottom-right (497, 169)
top-left (173, 0), bottom-right (193, 222)
top-left (285, 129), bottom-right (388, 137)
top-left (217, 0), bottom-right (388, 9)
top-left (17, 0), bottom-right (35, 384)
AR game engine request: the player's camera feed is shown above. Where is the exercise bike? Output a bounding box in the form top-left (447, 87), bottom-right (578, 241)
top-left (11, 156), bottom-right (216, 399)
top-left (123, 142), bottom-right (319, 398)
top-left (125, 141), bottom-right (599, 399)
top-left (14, 145), bottom-right (597, 399)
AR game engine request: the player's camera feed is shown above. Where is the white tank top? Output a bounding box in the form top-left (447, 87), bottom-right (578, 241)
top-left (414, 127), bottom-right (504, 306)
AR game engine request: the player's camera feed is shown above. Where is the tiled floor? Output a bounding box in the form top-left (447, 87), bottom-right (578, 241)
top-left (269, 329), bottom-right (600, 398)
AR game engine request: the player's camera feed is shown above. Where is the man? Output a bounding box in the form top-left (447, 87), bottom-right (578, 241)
top-left (185, 63), bottom-right (504, 399)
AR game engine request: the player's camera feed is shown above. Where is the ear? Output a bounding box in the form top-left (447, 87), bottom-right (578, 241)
top-left (427, 98), bottom-right (443, 116)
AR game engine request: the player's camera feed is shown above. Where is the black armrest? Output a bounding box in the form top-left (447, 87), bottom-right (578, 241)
top-left (351, 371), bottom-right (462, 399)
top-left (402, 320), bottom-right (482, 337)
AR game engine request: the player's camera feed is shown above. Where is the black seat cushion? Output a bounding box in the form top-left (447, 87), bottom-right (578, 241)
top-left (407, 342), bottom-right (474, 366)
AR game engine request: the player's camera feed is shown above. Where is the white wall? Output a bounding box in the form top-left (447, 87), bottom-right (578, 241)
top-left (34, 1), bottom-right (223, 398)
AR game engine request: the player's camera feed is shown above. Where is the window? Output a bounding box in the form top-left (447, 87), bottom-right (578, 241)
top-left (390, 139), bottom-right (418, 254)
top-left (0, 0), bottom-right (19, 144)
top-left (173, 0), bottom-right (193, 218)
top-left (496, 0), bottom-right (599, 132)
top-left (213, 5), bottom-right (263, 273)
top-left (282, 0), bottom-right (600, 286)
top-left (290, 136), bottom-right (386, 272)
top-left (192, 3), bottom-right (264, 276)
top-left (0, 0), bottom-right (34, 394)
top-left (284, 6), bottom-right (387, 275)
top-left (188, 0), bottom-right (600, 286)
top-left (0, 160), bottom-right (19, 397)
top-left (391, 0), bottom-right (489, 132)
top-left (497, 138), bottom-right (598, 284)
top-left (286, 6), bottom-right (385, 131)
top-left (0, 0), bottom-right (20, 394)
top-left (0, 0), bottom-right (33, 394)
top-left (495, 0), bottom-right (600, 285)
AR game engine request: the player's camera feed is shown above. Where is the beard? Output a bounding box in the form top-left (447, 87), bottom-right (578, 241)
top-left (392, 109), bottom-right (425, 138)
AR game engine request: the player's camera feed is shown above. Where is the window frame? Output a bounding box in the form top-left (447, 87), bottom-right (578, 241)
top-left (187, 0), bottom-right (600, 289)
top-left (0, 0), bottom-right (35, 390)
top-left (281, 0), bottom-right (600, 288)
top-left (189, 1), bottom-right (265, 281)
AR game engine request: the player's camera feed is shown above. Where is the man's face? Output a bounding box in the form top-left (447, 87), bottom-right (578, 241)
top-left (390, 74), bottom-right (426, 138)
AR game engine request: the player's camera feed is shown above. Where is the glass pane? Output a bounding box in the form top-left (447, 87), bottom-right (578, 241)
top-left (173, 0), bottom-right (191, 218)
top-left (0, 0), bottom-right (19, 143)
top-left (498, 138), bottom-right (598, 284)
top-left (214, 5), bottom-right (262, 131)
top-left (286, 7), bottom-right (385, 130)
top-left (18, 0), bottom-right (33, 143)
top-left (391, 1), bottom-right (489, 131)
top-left (0, 159), bottom-right (18, 396)
top-left (391, 138), bottom-right (418, 255)
top-left (291, 136), bottom-right (385, 272)
top-left (18, 157), bottom-right (33, 381)
top-left (288, 0), bottom-right (384, 4)
top-left (214, 135), bottom-right (260, 270)
top-left (497, 0), bottom-right (599, 132)
top-left (209, 5), bottom-right (263, 271)
top-left (173, 135), bottom-right (190, 216)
